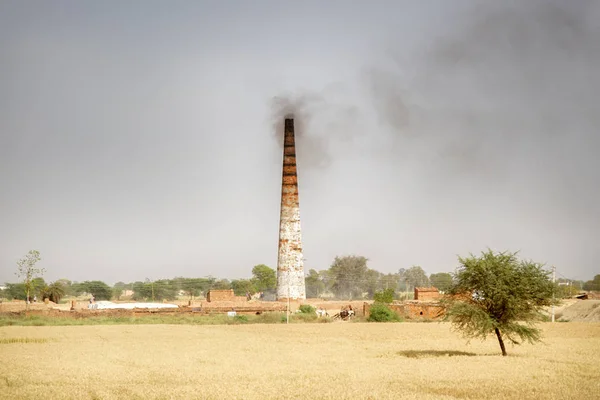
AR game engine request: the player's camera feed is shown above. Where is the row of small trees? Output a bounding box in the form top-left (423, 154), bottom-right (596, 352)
top-left (2, 249), bottom-right (596, 357)
top-left (3, 251), bottom-right (598, 305)
top-left (305, 257), bottom-right (455, 299)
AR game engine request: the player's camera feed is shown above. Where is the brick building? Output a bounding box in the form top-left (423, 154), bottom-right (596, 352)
top-left (414, 287), bottom-right (441, 301)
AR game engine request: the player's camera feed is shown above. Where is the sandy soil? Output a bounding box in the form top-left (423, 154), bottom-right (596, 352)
top-left (557, 300), bottom-right (600, 322)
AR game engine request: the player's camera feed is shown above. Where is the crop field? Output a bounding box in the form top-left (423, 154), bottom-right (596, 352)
top-left (0, 322), bottom-right (599, 400)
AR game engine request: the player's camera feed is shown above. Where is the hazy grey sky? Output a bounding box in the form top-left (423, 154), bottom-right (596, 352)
top-left (1, 0), bottom-right (598, 284)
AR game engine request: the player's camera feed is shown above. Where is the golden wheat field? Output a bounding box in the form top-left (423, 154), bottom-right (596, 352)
top-left (0, 322), bottom-right (599, 400)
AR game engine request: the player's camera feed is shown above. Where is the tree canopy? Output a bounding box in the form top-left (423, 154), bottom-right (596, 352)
top-left (329, 255), bottom-right (369, 299)
top-left (444, 250), bottom-right (556, 356)
top-left (430, 272), bottom-right (453, 292)
top-left (251, 264), bottom-right (276, 293)
top-left (402, 266), bottom-right (430, 288)
top-left (16, 250), bottom-right (44, 308)
top-left (583, 274), bottom-right (600, 291)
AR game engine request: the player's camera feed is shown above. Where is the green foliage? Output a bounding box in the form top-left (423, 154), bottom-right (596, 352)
top-left (5, 283), bottom-right (27, 300)
top-left (430, 272), bottom-right (453, 292)
top-left (231, 279), bottom-right (254, 297)
top-left (55, 279), bottom-right (74, 296)
top-left (298, 304), bottom-right (316, 314)
top-left (373, 288), bottom-right (395, 304)
top-left (583, 274), bottom-right (600, 291)
top-left (556, 283), bottom-right (579, 298)
top-left (330, 255), bottom-right (369, 299)
top-left (251, 264), bottom-right (276, 292)
top-left (31, 277), bottom-right (46, 297)
top-left (444, 249), bottom-right (556, 356)
top-left (305, 269), bottom-right (325, 298)
top-left (367, 303), bottom-right (401, 322)
top-left (15, 250), bottom-right (44, 306)
top-left (233, 315), bottom-right (248, 323)
top-left (131, 280), bottom-right (177, 301)
top-left (401, 266), bottom-right (430, 289)
top-left (173, 277), bottom-right (214, 299)
top-left (39, 282), bottom-right (66, 303)
top-left (78, 281), bottom-right (113, 300)
top-left (211, 279), bottom-right (232, 290)
top-left (112, 282), bottom-right (127, 300)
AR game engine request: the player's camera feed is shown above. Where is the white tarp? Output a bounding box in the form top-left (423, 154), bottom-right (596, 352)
top-left (89, 301), bottom-right (178, 310)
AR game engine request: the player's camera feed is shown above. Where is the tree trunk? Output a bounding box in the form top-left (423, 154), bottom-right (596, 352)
top-left (495, 327), bottom-right (507, 356)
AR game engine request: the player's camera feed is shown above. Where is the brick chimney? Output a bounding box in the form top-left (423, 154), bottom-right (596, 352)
top-left (276, 118), bottom-right (306, 300)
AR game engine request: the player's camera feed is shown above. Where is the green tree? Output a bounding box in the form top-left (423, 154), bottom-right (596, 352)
top-left (583, 274), bottom-right (600, 291)
top-left (32, 277), bottom-right (46, 299)
top-left (5, 283), bottom-right (26, 300)
top-left (231, 279), bottom-right (254, 297)
top-left (80, 280), bottom-right (112, 301)
top-left (55, 279), bottom-right (74, 296)
top-left (444, 250), bottom-right (555, 356)
top-left (373, 288), bottom-right (395, 304)
top-left (380, 273), bottom-right (399, 292)
top-left (318, 270), bottom-right (335, 294)
top-left (329, 255), bottom-right (369, 300)
top-left (403, 266), bottom-right (430, 289)
top-left (363, 269), bottom-right (381, 299)
top-left (154, 279), bottom-right (177, 301)
top-left (112, 281), bottom-right (126, 300)
top-left (305, 269), bottom-right (325, 298)
top-left (211, 279), bottom-right (231, 290)
top-left (251, 264), bottom-right (276, 292)
top-left (40, 281), bottom-right (66, 303)
top-left (174, 277), bottom-right (214, 300)
top-left (132, 281), bottom-right (151, 301)
top-left (430, 272), bottom-right (453, 292)
top-left (16, 250), bottom-right (44, 309)
top-left (70, 281), bottom-right (87, 296)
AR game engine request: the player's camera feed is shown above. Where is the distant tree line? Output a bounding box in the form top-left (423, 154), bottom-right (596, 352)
top-left (1, 252), bottom-right (598, 303)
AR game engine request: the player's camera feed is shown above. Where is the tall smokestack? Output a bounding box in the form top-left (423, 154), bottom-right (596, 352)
top-left (276, 118), bottom-right (306, 300)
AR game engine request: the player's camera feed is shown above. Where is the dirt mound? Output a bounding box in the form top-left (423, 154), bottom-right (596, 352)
top-left (557, 300), bottom-right (600, 322)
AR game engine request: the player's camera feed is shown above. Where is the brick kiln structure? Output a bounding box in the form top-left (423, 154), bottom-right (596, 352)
top-left (206, 289), bottom-right (246, 303)
top-left (363, 301), bottom-right (445, 320)
top-left (276, 118), bottom-right (306, 301)
top-left (414, 287), bottom-right (441, 301)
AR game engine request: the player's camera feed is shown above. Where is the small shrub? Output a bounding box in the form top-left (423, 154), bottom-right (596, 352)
top-left (373, 288), bottom-right (395, 304)
top-left (298, 304), bottom-right (316, 314)
top-left (233, 315), bottom-right (248, 324)
top-left (255, 312), bottom-right (285, 324)
top-left (368, 303), bottom-right (401, 322)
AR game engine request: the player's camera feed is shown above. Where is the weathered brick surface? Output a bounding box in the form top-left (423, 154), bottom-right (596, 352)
top-left (363, 301), bottom-right (445, 320)
top-left (414, 287), bottom-right (441, 301)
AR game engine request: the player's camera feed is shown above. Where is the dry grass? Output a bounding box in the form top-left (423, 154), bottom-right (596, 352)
top-left (0, 322), bottom-right (599, 399)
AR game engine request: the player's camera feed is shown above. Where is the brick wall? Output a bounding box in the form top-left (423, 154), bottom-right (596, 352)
top-left (414, 287), bottom-right (441, 301)
top-left (363, 301), bottom-right (445, 320)
top-left (206, 289), bottom-right (236, 302)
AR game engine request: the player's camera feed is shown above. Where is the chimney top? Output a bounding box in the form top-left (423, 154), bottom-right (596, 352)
top-left (285, 118), bottom-right (294, 131)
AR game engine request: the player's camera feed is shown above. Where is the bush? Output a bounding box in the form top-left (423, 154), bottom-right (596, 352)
top-left (233, 315), bottom-right (248, 324)
top-left (368, 303), bottom-right (402, 322)
top-left (373, 288), bottom-right (395, 304)
top-left (298, 304), bottom-right (316, 314)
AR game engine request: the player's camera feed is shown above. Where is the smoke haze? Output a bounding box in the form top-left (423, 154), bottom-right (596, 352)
top-left (0, 1), bottom-right (597, 284)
